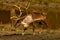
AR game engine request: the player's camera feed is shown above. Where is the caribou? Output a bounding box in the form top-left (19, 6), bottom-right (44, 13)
top-left (14, 11), bottom-right (48, 32)
top-left (10, 1), bottom-right (48, 35)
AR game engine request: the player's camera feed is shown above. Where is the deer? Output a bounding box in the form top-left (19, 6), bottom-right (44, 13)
top-left (14, 11), bottom-right (48, 32)
top-left (10, 1), bottom-right (48, 35)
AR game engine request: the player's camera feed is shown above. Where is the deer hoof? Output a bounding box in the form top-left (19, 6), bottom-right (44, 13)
top-left (22, 33), bottom-right (25, 36)
top-left (33, 32), bottom-right (36, 36)
top-left (39, 31), bottom-right (42, 34)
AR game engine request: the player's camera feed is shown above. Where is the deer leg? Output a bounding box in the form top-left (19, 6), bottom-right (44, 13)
top-left (24, 27), bottom-right (28, 32)
top-left (39, 20), bottom-right (48, 29)
top-left (14, 20), bottom-right (21, 28)
top-left (32, 22), bottom-right (35, 32)
top-left (31, 22), bottom-right (36, 35)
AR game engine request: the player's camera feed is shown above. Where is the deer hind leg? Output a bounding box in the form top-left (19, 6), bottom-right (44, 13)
top-left (23, 27), bottom-right (28, 32)
top-left (39, 20), bottom-right (48, 29)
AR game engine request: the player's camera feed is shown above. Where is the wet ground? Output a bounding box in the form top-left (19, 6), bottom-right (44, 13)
top-left (0, 24), bottom-right (60, 40)
top-left (0, 30), bottom-right (60, 40)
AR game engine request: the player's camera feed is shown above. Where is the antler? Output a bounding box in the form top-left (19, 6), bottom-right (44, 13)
top-left (24, 0), bottom-right (31, 15)
top-left (25, 1), bottom-right (31, 10)
top-left (13, 4), bottom-right (22, 18)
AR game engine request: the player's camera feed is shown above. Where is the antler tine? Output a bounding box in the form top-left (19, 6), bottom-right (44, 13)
top-left (26, 2), bottom-right (30, 10)
top-left (13, 4), bottom-right (22, 18)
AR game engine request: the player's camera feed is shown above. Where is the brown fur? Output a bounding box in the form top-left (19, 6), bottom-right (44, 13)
top-left (21, 12), bottom-right (47, 27)
top-left (29, 12), bottom-right (47, 21)
top-left (14, 12), bottom-right (47, 32)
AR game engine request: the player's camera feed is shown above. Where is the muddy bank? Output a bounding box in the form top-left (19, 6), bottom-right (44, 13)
top-left (0, 30), bottom-right (60, 40)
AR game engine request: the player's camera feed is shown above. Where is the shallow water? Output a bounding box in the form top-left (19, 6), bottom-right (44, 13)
top-left (0, 31), bottom-right (60, 40)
